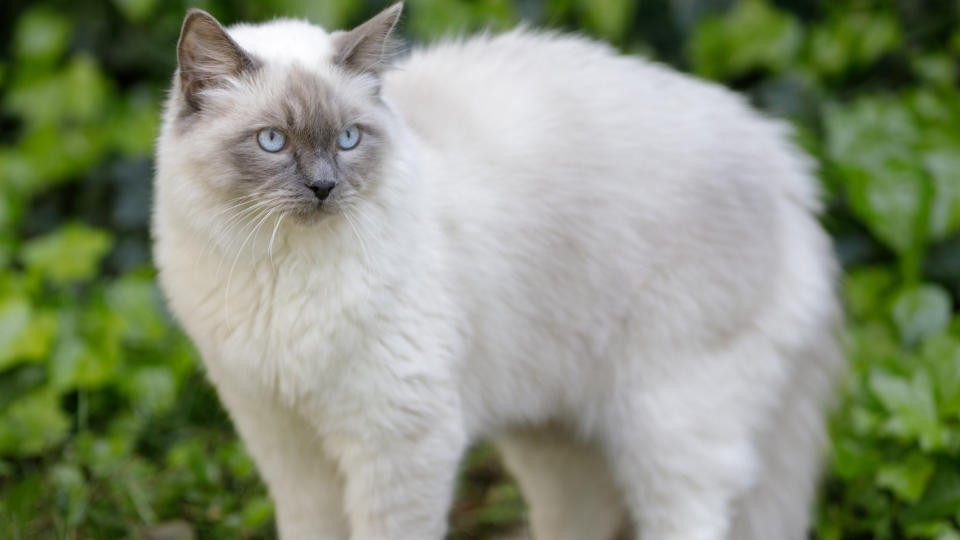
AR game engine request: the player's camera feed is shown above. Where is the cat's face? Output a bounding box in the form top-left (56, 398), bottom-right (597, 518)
top-left (160, 4), bottom-right (402, 229)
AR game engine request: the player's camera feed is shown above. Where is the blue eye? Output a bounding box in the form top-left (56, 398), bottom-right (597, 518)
top-left (337, 125), bottom-right (361, 150)
top-left (257, 128), bottom-right (286, 152)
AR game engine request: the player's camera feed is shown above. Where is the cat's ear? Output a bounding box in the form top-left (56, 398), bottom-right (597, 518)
top-left (332, 2), bottom-right (403, 76)
top-left (177, 9), bottom-right (258, 111)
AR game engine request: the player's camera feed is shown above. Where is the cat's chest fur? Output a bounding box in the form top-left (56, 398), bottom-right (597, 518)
top-left (158, 216), bottom-right (431, 401)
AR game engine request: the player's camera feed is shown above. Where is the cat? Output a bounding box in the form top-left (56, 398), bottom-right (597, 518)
top-left (152, 3), bottom-right (843, 539)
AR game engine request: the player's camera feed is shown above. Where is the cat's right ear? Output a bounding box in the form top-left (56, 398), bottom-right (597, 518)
top-left (177, 9), bottom-right (258, 112)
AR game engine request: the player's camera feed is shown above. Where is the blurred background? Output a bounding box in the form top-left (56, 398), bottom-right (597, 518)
top-left (0, 0), bottom-right (959, 538)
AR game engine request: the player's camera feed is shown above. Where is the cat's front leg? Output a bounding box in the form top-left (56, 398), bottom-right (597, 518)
top-left (324, 408), bottom-right (467, 540)
top-left (213, 382), bottom-right (349, 540)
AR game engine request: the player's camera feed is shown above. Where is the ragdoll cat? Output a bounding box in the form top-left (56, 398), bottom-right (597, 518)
top-left (152, 3), bottom-right (842, 539)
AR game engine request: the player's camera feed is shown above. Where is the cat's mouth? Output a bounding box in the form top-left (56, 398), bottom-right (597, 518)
top-left (286, 190), bottom-right (342, 225)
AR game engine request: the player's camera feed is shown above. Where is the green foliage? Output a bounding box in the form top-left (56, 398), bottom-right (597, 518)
top-left (690, 0), bottom-right (803, 80)
top-left (0, 0), bottom-right (958, 538)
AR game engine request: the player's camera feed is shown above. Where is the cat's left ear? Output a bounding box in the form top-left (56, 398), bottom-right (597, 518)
top-left (332, 2), bottom-right (403, 76)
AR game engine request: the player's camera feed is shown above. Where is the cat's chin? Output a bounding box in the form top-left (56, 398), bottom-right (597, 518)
top-left (286, 201), bottom-right (344, 227)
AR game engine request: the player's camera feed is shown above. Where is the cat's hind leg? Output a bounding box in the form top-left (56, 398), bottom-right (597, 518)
top-left (498, 425), bottom-right (627, 540)
top-left (600, 338), bottom-right (791, 540)
top-left (727, 336), bottom-right (841, 540)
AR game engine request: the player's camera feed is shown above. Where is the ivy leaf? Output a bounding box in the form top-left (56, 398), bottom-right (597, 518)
top-left (844, 267), bottom-right (895, 322)
top-left (241, 496), bottom-right (274, 529)
top-left (121, 366), bottom-right (176, 416)
top-left (869, 369), bottom-right (944, 450)
top-left (921, 333), bottom-right (960, 416)
top-left (924, 148), bottom-right (960, 240)
top-left (0, 296), bottom-right (57, 370)
top-left (5, 54), bottom-right (111, 127)
top-left (111, 0), bottom-right (158, 22)
top-left (50, 463), bottom-right (88, 526)
top-left (891, 285), bottom-right (952, 347)
top-left (876, 453), bottom-right (936, 502)
top-left (0, 364), bottom-right (46, 411)
top-left (690, 0), bottom-right (802, 80)
top-left (12, 7), bottom-right (71, 63)
top-left (106, 274), bottom-right (167, 345)
top-left (0, 388), bottom-right (69, 457)
top-left (21, 224), bottom-right (113, 285)
top-left (824, 97), bottom-right (929, 255)
top-left (579, 0), bottom-right (636, 44)
top-left (903, 462), bottom-right (960, 526)
top-left (806, 12), bottom-right (900, 80)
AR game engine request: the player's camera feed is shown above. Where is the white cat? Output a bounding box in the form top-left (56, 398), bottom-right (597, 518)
top-left (152, 3), bottom-right (842, 539)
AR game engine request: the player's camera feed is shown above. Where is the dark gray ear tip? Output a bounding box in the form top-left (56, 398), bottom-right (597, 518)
top-left (181, 8), bottom-right (220, 34)
top-left (387, 2), bottom-right (404, 21)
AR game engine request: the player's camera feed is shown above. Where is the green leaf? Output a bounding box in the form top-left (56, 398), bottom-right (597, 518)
top-left (473, 482), bottom-right (526, 525)
top-left (121, 366), bottom-right (176, 415)
top-left (854, 12), bottom-right (901, 67)
top-left (219, 441), bottom-right (256, 481)
top-left (50, 463), bottom-right (88, 526)
top-left (106, 274), bottom-right (167, 344)
top-left (844, 267), bottom-right (895, 321)
top-left (831, 436), bottom-right (882, 479)
top-left (240, 496), bottom-right (273, 529)
top-left (891, 285), bottom-right (952, 347)
top-left (921, 333), bottom-right (960, 416)
top-left (690, 0), bottom-right (802, 80)
top-left (75, 433), bottom-right (134, 478)
top-left (21, 224), bottom-right (113, 285)
top-left (13, 7), bottom-right (71, 63)
top-left (806, 11), bottom-right (900, 80)
top-left (847, 320), bottom-right (900, 370)
top-left (5, 54), bottom-right (111, 128)
top-left (0, 365), bottom-right (46, 410)
top-left (903, 462), bottom-right (960, 525)
top-left (111, 0), bottom-right (158, 21)
top-left (406, 0), bottom-right (516, 40)
top-left (824, 96), bottom-right (930, 255)
top-left (578, 0), bottom-right (636, 43)
top-left (869, 368), bottom-right (944, 449)
top-left (107, 88), bottom-right (160, 157)
top-left (924, 148), bottom-right (960, 240)
top-left (0, 388), bottom-right (69, 457)
top-left (875, 453), bottom-right (935, 502)
top-left (912, 54), bottom-right (957, 88)
top-left (906, 521), bottom-right (960, 540)
top-left (0, 296), bottom-right (56, 370)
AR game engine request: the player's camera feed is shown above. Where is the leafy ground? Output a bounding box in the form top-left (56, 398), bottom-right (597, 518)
top-left (1, 0), bottom-right (959, 538)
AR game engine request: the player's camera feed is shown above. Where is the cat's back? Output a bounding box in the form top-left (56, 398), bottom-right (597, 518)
top-left (384, 29), bottom-right (816, 210)
top-left (386, 29), bottom-right (696, 158)
top-left (384, 29), bottom-right (831, 352)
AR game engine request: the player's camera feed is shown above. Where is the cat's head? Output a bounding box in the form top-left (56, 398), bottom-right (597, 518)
top-left (155, 3), bottom-right (404, 238)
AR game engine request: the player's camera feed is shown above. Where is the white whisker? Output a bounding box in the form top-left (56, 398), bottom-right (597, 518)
top-left (224, 208), bottom-right (275, 326)
top-left (269, 213), bottom-right (286, 270)
top-left (211, 200), bottom-right (278, 271)
top-left (349, 205), bottom-right (383, 245)
top-left (343, 211), bottom-right (371, 267)
top-left (203, 197), bottom-right (273, 260)
top-left (209, 193), bottom-right (262, 220)
top-left (251, 208), bottom-right (277, 258)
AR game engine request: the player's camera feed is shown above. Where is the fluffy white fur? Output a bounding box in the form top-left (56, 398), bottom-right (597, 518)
top-left (153, 5), bottom-right (842, 540)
